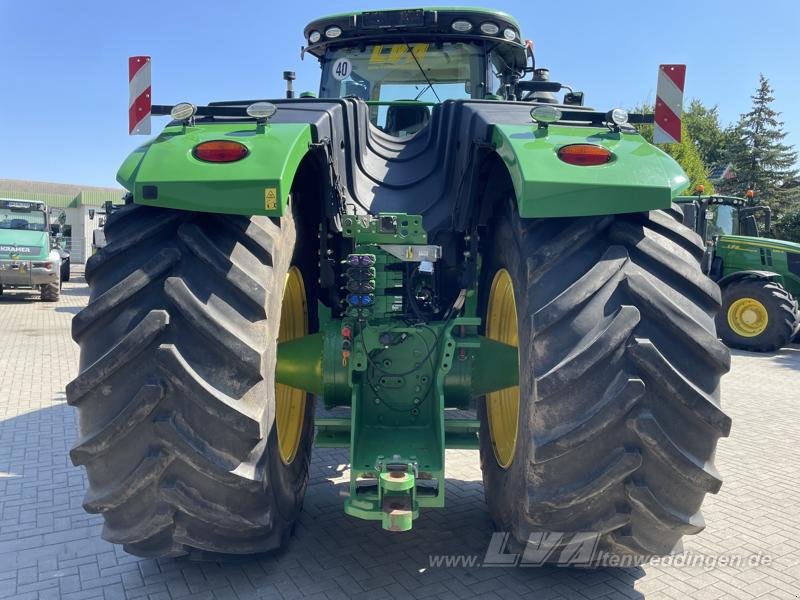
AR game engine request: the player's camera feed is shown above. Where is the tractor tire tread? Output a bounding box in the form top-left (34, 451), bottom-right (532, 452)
top-left (480, 204), bottom-right (729, 559)
top-left (68, 204), bottom-right (309, 558)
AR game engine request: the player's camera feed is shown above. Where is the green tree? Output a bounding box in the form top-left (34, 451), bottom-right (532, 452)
top-left (774, 207), bottom-right (800, 243)
top-left (719, 75), bottom-right (798, 215)
top-left (683, 99), bottom-right (729, 166)
top-left (636, 106), bottom-right (714, 194)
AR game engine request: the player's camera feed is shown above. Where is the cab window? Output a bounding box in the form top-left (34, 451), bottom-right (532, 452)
top-left (706, 205), bottom-right (738, 238)
top-left (0, 207), bottom-right (46, 231)
top-left (320, 42), bottom-right (485, 135)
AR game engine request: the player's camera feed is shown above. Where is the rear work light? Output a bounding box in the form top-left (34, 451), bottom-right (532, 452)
top-left (557, 144), bottom-right (613, 166)
top-left (193, 141), bottom-right (249, 163)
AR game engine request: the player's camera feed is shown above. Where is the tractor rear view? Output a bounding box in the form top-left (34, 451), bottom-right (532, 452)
top-left (68, 8), bottom-right (731, 562)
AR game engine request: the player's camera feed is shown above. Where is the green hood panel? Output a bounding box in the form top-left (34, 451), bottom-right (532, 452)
top-left (717, 234), bottom-right (800, 299)
top-left (117, 122), bottom-right (313, 216)
top-left (718, 235), bottom-right (800, 255)
top-left (492, 125), bottom-right (689, 217)
top-left (0, 230), bottom-right (48, 260)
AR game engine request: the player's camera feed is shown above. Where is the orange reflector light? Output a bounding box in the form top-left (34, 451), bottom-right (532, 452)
top-left (193, 140), bottom-right (249, 163)
top-left (557, 144), bottom-right (612, 166)
top-left (695, 184), bottom-right (705, 194)
top-left (746, 189), bottom-right (755, 199)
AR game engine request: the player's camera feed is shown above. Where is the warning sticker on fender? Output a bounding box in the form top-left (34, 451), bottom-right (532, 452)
top-left (265, 188), bottom-right (278, 210)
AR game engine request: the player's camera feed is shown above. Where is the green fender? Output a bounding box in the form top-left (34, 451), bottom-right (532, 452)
top-left (717, 269), bottom-right (785, 288)
top-left (117, 121), bottom-right (313, 216)
top-left (491, 124), bottom-right (689, 218)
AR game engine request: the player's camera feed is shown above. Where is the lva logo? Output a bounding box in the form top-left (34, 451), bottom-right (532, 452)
top-left (483, 531), bottom-right (602, 566)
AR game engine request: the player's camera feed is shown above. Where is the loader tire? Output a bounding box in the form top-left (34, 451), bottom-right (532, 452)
top-left (479, 201), bottom-right (732, 561)
top-left (67, 203), bottom-right (315, 559)
top-left (41, 281), bottom-right (60, 302)
top-left (716, 279), bottom-right (798, 352)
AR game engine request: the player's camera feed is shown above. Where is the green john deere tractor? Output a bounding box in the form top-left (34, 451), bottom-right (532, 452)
top-left (68, 8), bottom-right (732, 561)
top-left (678, 193), bottom-right (800, 351)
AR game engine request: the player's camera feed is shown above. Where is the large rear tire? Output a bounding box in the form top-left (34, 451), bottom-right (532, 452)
top-left (716, 279), bottom-right (798, 352)
top-left (67, 203), bottom-right (315, 558)
top-left (479, 202), bottom-right (732, 560)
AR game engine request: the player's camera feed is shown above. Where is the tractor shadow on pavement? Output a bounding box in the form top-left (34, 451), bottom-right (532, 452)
top-left (59, 284), bottom-right (90, 298)
top-left (730, 345), bottom-right (800, 372)
top-left (0, 401), bottom-right (647, 599)
top-left (0, 274), bottom-right (88, 305)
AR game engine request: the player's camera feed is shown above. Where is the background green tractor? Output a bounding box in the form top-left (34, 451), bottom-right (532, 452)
top-left (68, 8), bottom-right (731, 562)
top-left (678, 193), bottom-right (800, 351)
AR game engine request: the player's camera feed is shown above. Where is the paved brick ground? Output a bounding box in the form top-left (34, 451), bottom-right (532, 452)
top-left (1, 271), bottom-right (800, 599)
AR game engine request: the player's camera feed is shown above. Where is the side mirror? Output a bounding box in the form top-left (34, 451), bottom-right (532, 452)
top-left (760, 206), bottom-right (772, 236)
top-left (563, 91), bottom-right (584, 106)
top-left (50, 223), bottom-right (61, 235)
top-left (93, 228), bottom-right (108, 249)
top-left (681, 203), bottom-right (697, 228)
top-left (741, 215), bottom-right (758, 237)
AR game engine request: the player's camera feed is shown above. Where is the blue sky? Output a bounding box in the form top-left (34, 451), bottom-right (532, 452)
top-left (1, 0), bottom-right (798, 188)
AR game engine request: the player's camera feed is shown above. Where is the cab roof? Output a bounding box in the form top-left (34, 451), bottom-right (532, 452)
top-left (0, 198), bottom-right (46, 209)
top-left (303, 7), bottom-right (526, 63)
top-left (311, 7), bottom-right (520, 29)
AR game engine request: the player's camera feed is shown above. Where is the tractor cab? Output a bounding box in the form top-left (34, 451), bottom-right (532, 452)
top-left (678, 193), bottom-right (773, 242)
top-left (677, 193), bottom-right (774, 277)
top-left (303, 8), bottom-right (577, 136)
top-left (318, 41), bottom-right (478, 136)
